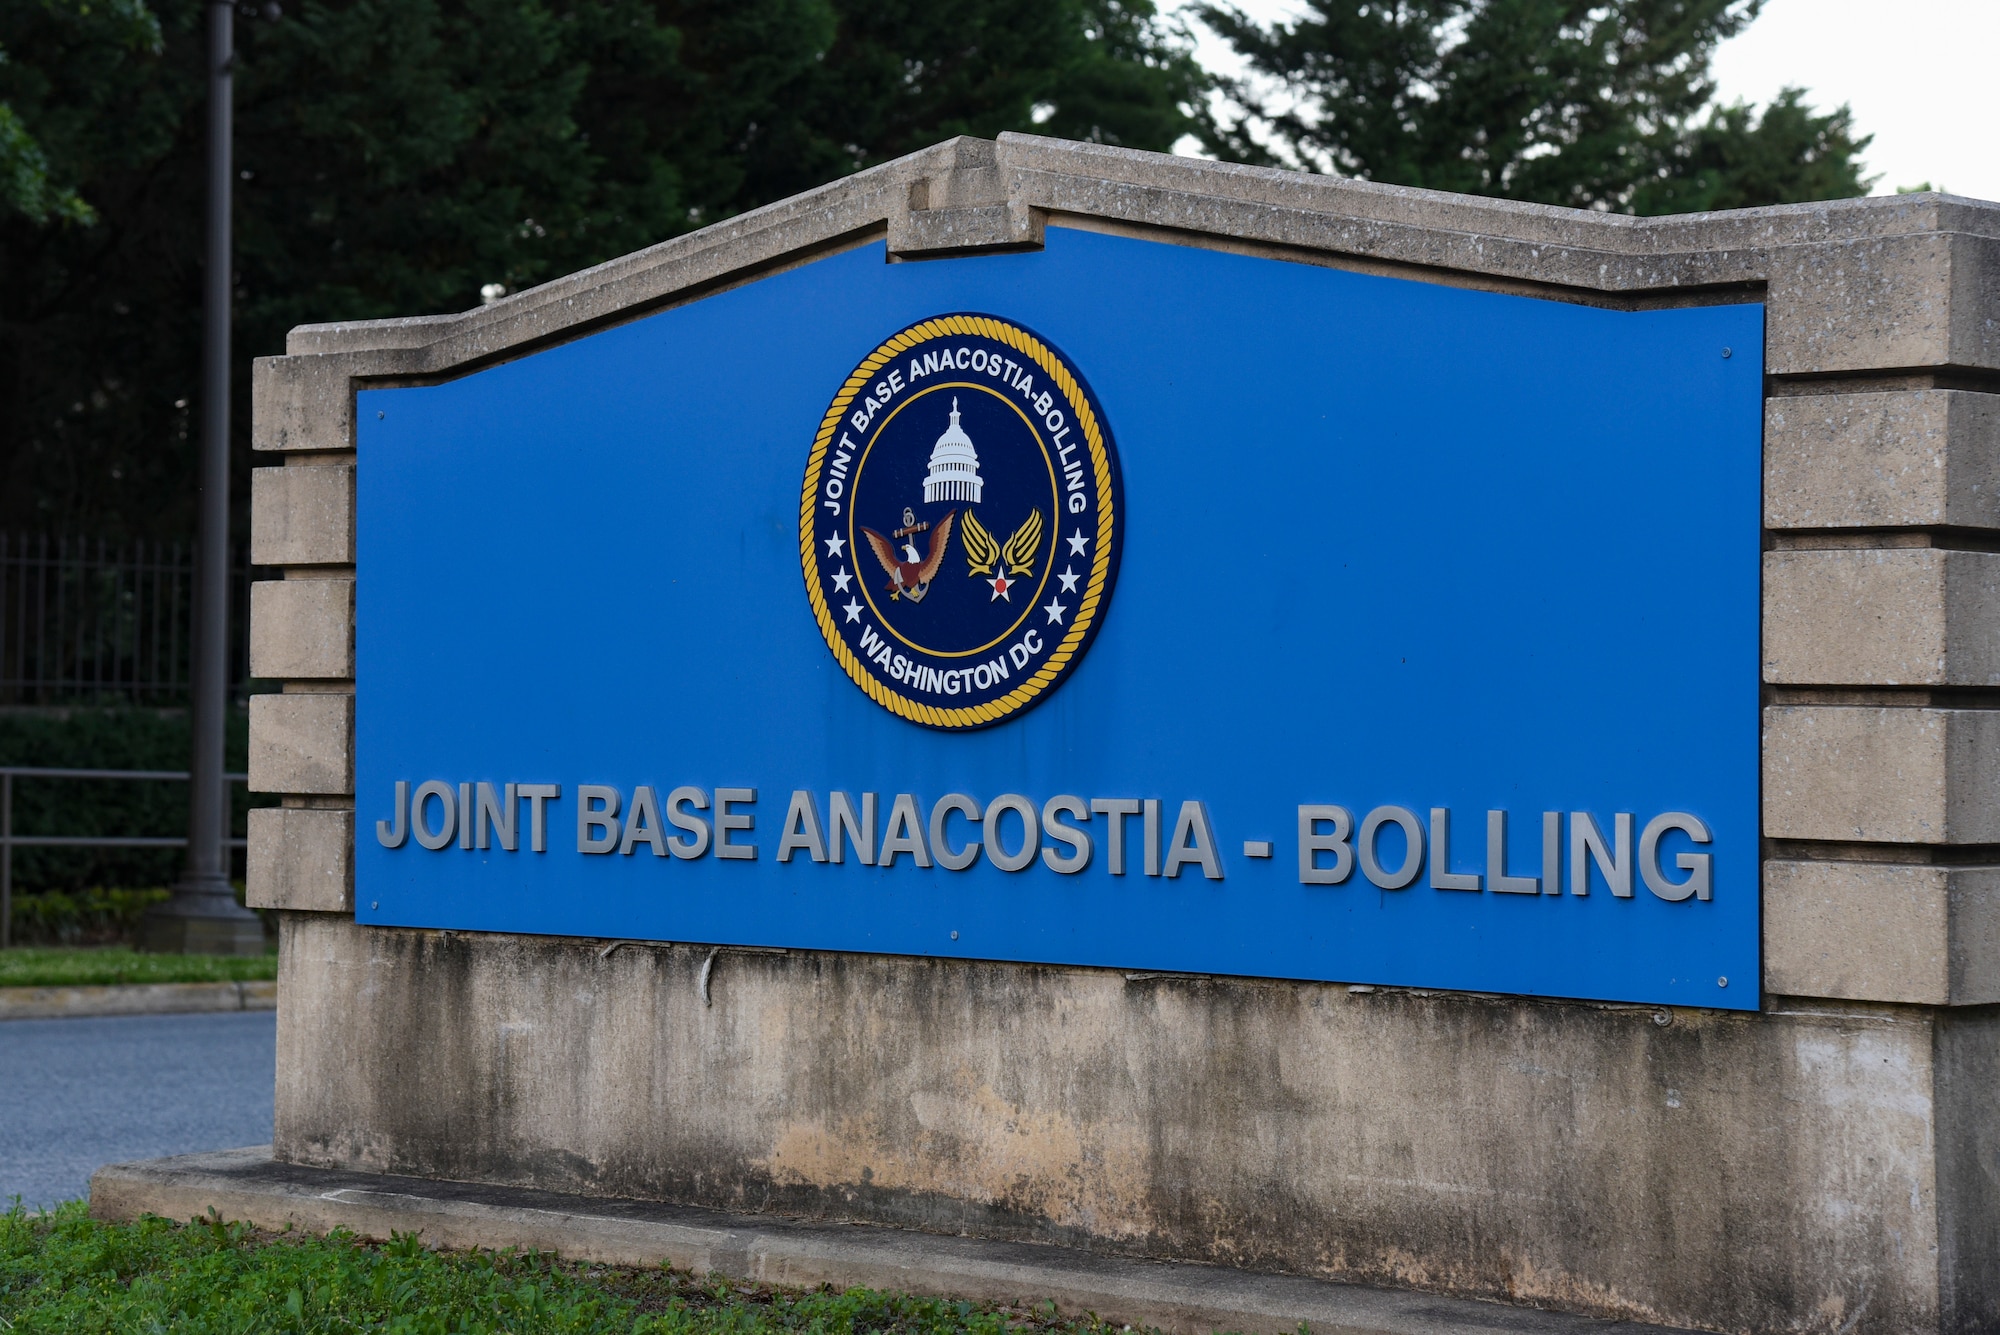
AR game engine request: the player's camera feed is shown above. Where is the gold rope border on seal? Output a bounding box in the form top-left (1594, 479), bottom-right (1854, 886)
top-left (798, 316), bottom-right (1116, 729)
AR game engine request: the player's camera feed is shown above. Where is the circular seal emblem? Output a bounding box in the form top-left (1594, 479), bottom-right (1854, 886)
top-left (800, 314), bottom-right (1123, 729)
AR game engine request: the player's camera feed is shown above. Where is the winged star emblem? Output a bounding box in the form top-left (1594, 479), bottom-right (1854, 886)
top-left (960, 508), bottom-right (1044, 602)
top-left (862, 508), bottom-right (957, 603)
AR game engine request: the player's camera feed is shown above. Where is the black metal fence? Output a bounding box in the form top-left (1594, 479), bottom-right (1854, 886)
top-left (0, 533), bottom-right (253, 706)
top-left (0, 766), bottom-right (251, 948)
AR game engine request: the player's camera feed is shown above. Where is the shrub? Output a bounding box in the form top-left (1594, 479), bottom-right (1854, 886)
top-left (0, 707), bottom-right (261, 893)
top-left (5, 886), bottom-right (170, 946)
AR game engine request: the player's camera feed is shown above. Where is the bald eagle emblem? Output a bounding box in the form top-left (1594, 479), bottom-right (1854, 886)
top-left (862, 506), bottom-right (957, 603)
top-left (960, 508), bottom-right (1044, 603)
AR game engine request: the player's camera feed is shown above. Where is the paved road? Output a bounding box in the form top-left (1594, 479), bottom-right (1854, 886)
top-left (0, 1011), bottom-right (275, 1211)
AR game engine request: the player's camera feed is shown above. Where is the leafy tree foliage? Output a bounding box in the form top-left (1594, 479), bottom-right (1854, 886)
top-left (0, 0), bottom-right (162, 224)
top-left (0, 0), bottom-right (197, 535)
top-left (745, 0), bottom-right (1204, 206)
top-left (1195, 0), bottom-right (1871, 213)
top-left (0, 0), bottom-right (1203, 538)
top-left (1633, 88), bottom-right (1873, 214)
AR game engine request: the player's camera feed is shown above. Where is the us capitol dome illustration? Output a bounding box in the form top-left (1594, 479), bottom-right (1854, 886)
top-left (923, 397), bottom-right (984, 504)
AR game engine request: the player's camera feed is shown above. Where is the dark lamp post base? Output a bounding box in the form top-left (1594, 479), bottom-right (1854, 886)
top-left (142, 889), bottom-right (266, 955)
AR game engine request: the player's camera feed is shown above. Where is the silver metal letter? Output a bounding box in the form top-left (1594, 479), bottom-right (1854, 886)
top-left (778, 791), bottom-right (828, 863)
top-left (1570, 812), bottom-right (1633, 897)
top-left (1542, 812), bottom-right (1561, 895)
top-left (518, 784), bottom-right (559, 853)
top-left (1429, 808), bottom-right (1481, 891)
top-left (412, 780), bottom-right (455, 851)
top-left (1143, 798), bottom-right (1162, 877)
top-left (1090, 798), bottom-right (1140, 875)
top-left (620, 785), bottom-right (668, 857)
top-left (1640, 812), bottom-right (1712, 902)
top-left (714, 787), bottom-right (757, 861)
top-left (666, 786), bottom-right (710, 859)
top-left (1041, 795), bottom-right (1091, 873)
top-left (827, 792), bottom-right (875, 865)
top-left (930, 794), bottom-right (983, 871)
top-left (458, 782), bottom-right (474, 850)
top-left (577, 785), bottom-right (621, 854)
top-left (1486, 810), bottom-right (1538, 894)
top-left (476, 782), bottom-right (517, 852)
top-left (984, 794), bottom-right (1039, 872)
top-left (1163, 800), bottom-right (1223, 880)
top-left (375, 780), bottom-right (409, 849)
top-left (1358, 806), bottom-right (1423, 890)
top-left (1297, 805), bottom-right (1353, 885)
top-left (878, 793), bottom-right (932, 868)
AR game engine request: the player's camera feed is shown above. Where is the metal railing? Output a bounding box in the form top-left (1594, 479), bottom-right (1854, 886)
top-left (0, 532), bottom-right (253, 706)
top-left (0, 766), bottom-right (249, 948)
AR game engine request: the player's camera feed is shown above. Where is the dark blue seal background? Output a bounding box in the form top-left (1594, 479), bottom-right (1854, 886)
top-left (805, 317), bottom-right (1124, 723)
top-left (854, 380), bottom-right (1054, 653)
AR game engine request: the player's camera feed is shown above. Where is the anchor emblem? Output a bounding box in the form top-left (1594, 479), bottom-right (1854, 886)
top-left (862, 505), bottom-right (957, 603)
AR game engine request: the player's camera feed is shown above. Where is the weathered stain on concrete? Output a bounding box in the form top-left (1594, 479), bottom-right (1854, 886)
top-left (757, 1065), bottom-right (1157, 1239)
top-left (275, 916), bottom-right (1990, 1335)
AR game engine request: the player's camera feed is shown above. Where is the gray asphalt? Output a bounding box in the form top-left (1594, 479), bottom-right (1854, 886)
top-left (0, 1010), bottom-right (275, 1211)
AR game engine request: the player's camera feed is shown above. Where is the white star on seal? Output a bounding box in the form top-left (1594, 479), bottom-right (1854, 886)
top-left (1043, 597), bottom-right (1067, 625)
top-left (987, 569), bottom-right (1014, 602)
top-left (1058, 565), bottom-right (1079, 593)
top-left (831, 566), bottom-right (852, 593)
top-left (1065, 528), bottom-right (1089, 556)
top-left (842, 599), bottom-right (862, 623)
top-left (824, 532), bottom-right (846, 558)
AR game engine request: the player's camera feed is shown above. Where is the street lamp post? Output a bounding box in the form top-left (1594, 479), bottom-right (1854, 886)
top-left (144, 0), bottom-right (264, 954)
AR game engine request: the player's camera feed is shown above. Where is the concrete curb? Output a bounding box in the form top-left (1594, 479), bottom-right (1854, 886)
top-left (90, 1149), bottom-right (1693, 1335)
top-left (0, 979), bottom-right (276, 1020)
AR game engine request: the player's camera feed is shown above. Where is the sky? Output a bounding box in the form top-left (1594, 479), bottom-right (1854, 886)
top-left (1168, 0), bottom-right (2000, 205)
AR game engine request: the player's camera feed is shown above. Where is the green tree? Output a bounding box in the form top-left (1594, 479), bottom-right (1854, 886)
top-left (0, 0), bottom-right (162, 224)
top-left (0, 0), bottom-right (1203, 540)
top-left (742, 0), bottom-right (1205, 205)
top-left (1194, 0), bottom-right (1870, 214)
top-left (1633, 88), bottom-right (1873, 214)
top-left (0, 0), bottom-right (202, 536)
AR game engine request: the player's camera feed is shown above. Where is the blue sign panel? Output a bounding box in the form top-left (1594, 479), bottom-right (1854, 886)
top-left (356, 225), bottom-right (1763, 1009)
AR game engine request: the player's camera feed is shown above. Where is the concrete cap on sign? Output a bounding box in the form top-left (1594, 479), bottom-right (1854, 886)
top-left (252, 134), bottom-right (2000, 457)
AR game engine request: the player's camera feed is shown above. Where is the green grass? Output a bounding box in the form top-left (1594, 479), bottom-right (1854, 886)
top-left (0, 947), bottom-right (277, 989)
top-left (0, 1202), bottom-right (1146, 1335)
